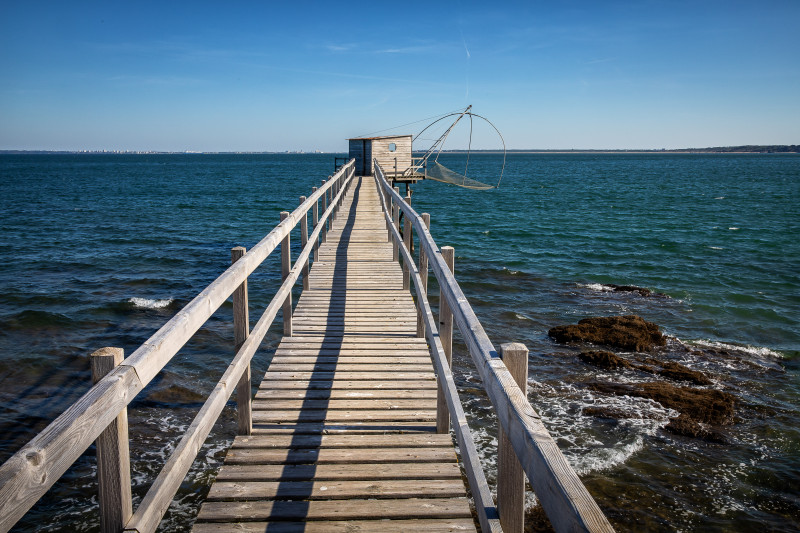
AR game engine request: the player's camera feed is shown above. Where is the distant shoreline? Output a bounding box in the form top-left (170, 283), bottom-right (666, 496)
top-left (1, 145), bottom-right (798, 155)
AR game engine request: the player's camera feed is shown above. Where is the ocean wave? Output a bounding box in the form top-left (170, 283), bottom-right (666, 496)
top-left (688, 339), bottom-right (784, 359)
top-left (129, 297), bottom-right (173, 309)
top-left (581, 283), bottom-right (613, 292)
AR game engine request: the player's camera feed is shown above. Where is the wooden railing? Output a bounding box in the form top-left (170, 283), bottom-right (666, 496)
top-left (374, 162), bottom-right (615, 533)
top-left (0, 160), bottom-right (357, 533)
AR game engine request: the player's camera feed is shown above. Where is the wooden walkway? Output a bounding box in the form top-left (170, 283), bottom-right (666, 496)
top-left (193, 177), bottom-right (476, 532)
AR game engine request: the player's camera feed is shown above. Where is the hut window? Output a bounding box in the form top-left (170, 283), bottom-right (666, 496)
top-left (388, 143), bottom-right (396, 152)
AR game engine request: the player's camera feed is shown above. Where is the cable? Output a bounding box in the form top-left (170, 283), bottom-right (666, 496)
top-left (355, 108), bottom-right (465, 139)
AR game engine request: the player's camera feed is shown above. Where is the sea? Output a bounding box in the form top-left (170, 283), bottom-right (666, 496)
top-left (0, 153), bottom-right (798, 532)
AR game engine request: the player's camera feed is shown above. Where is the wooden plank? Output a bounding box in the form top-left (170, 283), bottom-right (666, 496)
top-left (250, 409), bottom-right (436, 423)
top-left (252, 399), bottom-right (436, 410)
top-left (230, 433), bottom-right (451, 449)
top-left (207, 479), bottom-right (466, 500)
top-left (196, 497), bottom-right (473, 522)
top-left (215, 462), bottom-right (462, 482)
top-left (251, 422), bottom-right (436, 435)
top-left (256, 380), bottom-right (437, 390)
top-left (254, 388), bottom-right (437, 400)
top-left (193, 518), bottom-right (476, 533)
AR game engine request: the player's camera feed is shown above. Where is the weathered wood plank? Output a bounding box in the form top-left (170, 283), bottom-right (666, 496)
top-left (192, 518), bottom-right (476, 533)
top-left (215, 462), bottom-right (462, 482)
top-left (196, 497), bottom-right (473, 522)
top-left (207, 479), bottom-right (466, 500)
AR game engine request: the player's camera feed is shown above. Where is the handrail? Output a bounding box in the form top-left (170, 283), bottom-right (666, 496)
top-left (373, 175), bottom-right (501, 533)
top-left (374, 162), bottom-right (614, 533)
top-left (124, 166), bottom-right (356, 533)
top-left (0, 160), bottom-right (356, 533)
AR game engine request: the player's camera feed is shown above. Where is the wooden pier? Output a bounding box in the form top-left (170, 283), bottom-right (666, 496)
top-left (193, 176), bottom-right (475, 531)
top-left (0, 159), bottom-right (614, 533)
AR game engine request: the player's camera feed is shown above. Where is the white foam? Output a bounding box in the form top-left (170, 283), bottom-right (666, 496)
top-left (709, 246), bottom-right (724, 250)
top-left (580, 283), bottom-right (613, 292)
top-left (690, 339), bottom-right (784, 359)
top-left (129, 297), bottom-right (173, 309)
top-left (728, 227), bottom-right (739, 230)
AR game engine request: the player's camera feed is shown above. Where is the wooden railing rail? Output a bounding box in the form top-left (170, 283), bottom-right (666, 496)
top-left (124, 166), bottom-right (356, 533)
top-left (374, 175), bottom-right (500, 533)
top-left (374, 162), bottom-right (614, 533)
top-left (0, 160), bottom-right (356, 533)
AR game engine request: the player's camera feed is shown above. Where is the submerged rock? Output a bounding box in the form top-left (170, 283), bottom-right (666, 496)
top-left (587, 381), bottom-right (735, 425)
top-left (665, 414), bottom-right (728, 443)
top-left (549, 315), bottom-right (667, 352)
top-left (579, 350), bottom-right (631, 370)
top-left (606, 284), bottom-right (668, 298)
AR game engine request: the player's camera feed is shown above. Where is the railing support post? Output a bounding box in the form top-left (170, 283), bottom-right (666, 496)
top-left (385, 186), bottom-right (392, 242)
top-left (299, 196), bottom-right (309, 291)
top-left (416, 213), bottom-right (430, 338)
top-left (321, 179), bottom-right (328, 243)
top-left (231, 246), bottom-right (252, 436)
top-left (90, 347), bottom-right (132, 533)
top-left (402, 194), bottom-right (412, 290)
top-left (436, 246), bottom-right (455, 434)
top-left (312, 187), bottom-right (319, 261)
top-left (498, 342), bottom-right (529, 533)
top-left (280, 211), bottom-right (292, 336)
top-left (392, 186), bottom-right (400, 262)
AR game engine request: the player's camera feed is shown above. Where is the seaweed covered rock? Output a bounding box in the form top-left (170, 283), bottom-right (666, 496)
top-left (587, 381), bottom-right (735, 425)
top-left (549, 315), bottom-right (667, 352)
top-left (657, 361), bottom-right (712, 385)
top-left (665, 414), bottom-right (728, 443)
top-left (579, 350), bottom-right (632, 370)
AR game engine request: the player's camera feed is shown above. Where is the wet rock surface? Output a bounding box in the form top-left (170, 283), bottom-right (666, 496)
top-left (578, 350), bottom-right (631, 370)
top-left (654, 360), bottom-right (713, 385)
top-left (665, 414), bottom-right (728, 443)
top-left (554, 315), bottom-right (741, 441)
top-left (606, 284), bottom-right (669, 298)
top-left (548, 315), bottom-right (667, 352)
top-left (587, 381), bottom-right (736, 425)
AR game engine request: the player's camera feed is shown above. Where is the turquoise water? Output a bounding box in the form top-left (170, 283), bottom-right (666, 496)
top-left (0, 153), bottom-right (798, 531)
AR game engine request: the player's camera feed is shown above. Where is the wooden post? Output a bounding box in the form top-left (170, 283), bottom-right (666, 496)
top-left (416, 213), bottom-right (431, 338)
top-left (402, 198), bottom-right (412, 291)
top-left (299, 196), bottom-right (309, 291)
top-left (498, 342), bottom-right (529, 533)
top-left (280, 211), bottom-right (292, 336)
top-left (312, 187), bottom-right (319, 262)
top-left (321, 179), bottom-right (328, 244)
top-left (385, 186), bottom-right (392, 242)
top-left (436, 246), bottom-right (455, 434)
top-left (392, 186), bottom-right (400, 262)
top-left (231, 246), bottom-right (252, 436)
top-left (90, 347), bottom-right (132, 533)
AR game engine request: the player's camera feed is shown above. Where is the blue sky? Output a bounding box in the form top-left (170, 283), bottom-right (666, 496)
top-left (1, 1), bottom-right (798, 151)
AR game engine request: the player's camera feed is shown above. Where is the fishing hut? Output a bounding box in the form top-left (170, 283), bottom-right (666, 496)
top-left (348, 135), bottom-right (422, 186)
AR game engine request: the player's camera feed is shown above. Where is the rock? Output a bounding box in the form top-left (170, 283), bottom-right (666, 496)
top-left (583, 406), bottom-right (663, 420)
top-left (665, 414), bottom-right (728, 443)
top-left (587, 381), bottom-right (735, 425)
top-left (548, 315), bottom-right (667, 352)
top-left (606, 284), bottom-right (668, 297)
top-left (579, 350), bottom-right (631, 370)
top-left (657, 361), bottom-right (712, 385)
